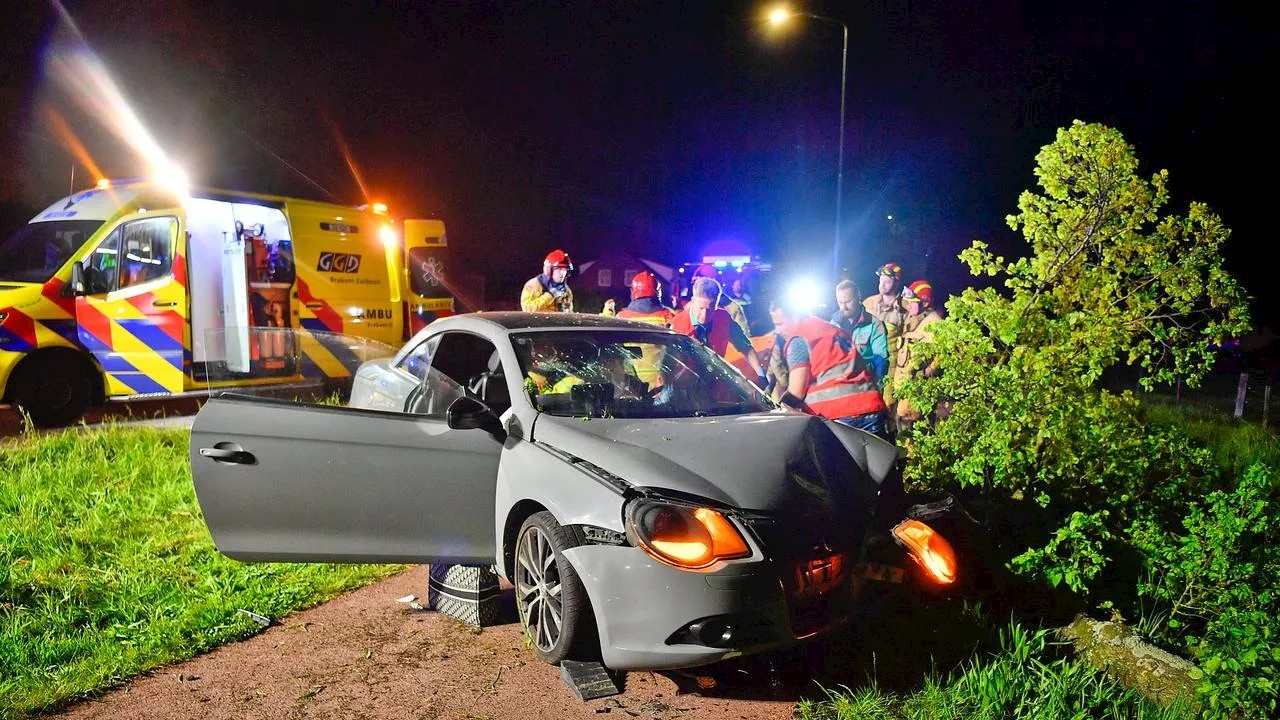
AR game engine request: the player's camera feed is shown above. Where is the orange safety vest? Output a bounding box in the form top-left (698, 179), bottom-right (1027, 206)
top-left (792, 316), bottom-right (886, 420)
top-left (671, 307), bottom-right (734, 356)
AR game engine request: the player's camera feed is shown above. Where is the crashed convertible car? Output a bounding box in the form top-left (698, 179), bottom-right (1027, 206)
top-left (190, 312), bottom-right (957, 671)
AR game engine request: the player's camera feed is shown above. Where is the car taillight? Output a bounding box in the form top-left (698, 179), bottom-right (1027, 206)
top-left (891, 519), bottom-right (957, 585)
top-left (626, 500), bottom-right (751, 570)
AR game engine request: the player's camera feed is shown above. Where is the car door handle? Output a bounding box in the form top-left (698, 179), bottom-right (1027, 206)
top-left (152, 300), bottom-right (178, 308)
top-left (199, 447), bottom-right (257, 465)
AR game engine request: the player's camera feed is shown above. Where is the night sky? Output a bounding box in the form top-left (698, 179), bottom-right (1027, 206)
top-left (1, 1), bottom-right (1275, 321)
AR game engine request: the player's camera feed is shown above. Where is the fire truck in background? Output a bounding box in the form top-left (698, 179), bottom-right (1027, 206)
top-left (0, 180), bottom-right (453, 426)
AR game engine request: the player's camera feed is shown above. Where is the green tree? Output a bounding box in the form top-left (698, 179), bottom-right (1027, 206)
top-left (898, 121), bottom-right (1250, 590)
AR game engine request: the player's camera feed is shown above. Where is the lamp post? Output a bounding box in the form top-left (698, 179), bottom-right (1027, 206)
top-left (767, 6), bottom-right (849, 279)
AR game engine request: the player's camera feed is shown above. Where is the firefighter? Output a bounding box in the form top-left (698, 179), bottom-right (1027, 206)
top-left (690, 264), bottom-right (750, 336)
top-left (893, 280), bottom-right (944, 432)
top-left (671, 276), bottom-right (767, 388)
top-left (521, 250), bottom-right (575, 312)
top-left (614, 271), bottom-right (675, 385)
top-left (616, 271), bottom-right (674, 326)
top-left (774, 301), bottom-right (890, 438)
top-left (863, 262), bottom-right (907, 407)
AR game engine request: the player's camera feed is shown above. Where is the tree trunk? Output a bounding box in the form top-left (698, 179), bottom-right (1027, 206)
top-left (1057, 615), bottom-right (1199, 710)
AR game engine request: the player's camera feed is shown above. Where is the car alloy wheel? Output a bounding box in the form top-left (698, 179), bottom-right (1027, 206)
top-left (517, 523), bottom-right (563, 652)
top-left (513, 511), bottom-right (596, 664)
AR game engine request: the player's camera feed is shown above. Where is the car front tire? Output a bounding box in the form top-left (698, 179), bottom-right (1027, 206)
top-left (514, 511), bottom-right (598, 665)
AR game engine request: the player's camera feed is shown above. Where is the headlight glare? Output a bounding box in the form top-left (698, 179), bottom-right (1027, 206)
top-left (627, 500), bottom-right (751, 570)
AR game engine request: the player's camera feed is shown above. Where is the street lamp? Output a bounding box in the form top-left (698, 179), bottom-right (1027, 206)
top-left (766, 5), bottom-right (849, 279)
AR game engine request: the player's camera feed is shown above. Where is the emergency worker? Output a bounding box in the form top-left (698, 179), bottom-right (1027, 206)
top-left (830, 279), bottom-right (890, 390)
top-left (690, 264), bottom-right (750, 336)
top-left (615, 271), bottom-right (675, 385)
top-left (616, 271), bottom-right (675, 326)
top-left (671, 277), bottom-right (767, 388)
top-left (893, 280), bottom-right (944, 432)
top-left (728, 275), bottom-right (752, 307)
top-left (863, 263), bottom-right (907, 406)
top-left (765, 303), bottom-right (792, 401)
top-left (521, 250), bottom-right (575, 313)
top-left (523, 337), bottom-right (584, 395)
top-left (773, 303), bottom-right (889, 437)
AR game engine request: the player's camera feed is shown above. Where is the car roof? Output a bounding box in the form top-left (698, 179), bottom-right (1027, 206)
top-left (430, 311), bottom-right (677, 333)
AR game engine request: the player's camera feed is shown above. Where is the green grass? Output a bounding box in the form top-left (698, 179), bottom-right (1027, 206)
top-left (795, 623), bottom-right (1191, 720)
top-left (1143, 398), bottom-right (1280, 479)
top-left (0, 424), bottom-right (404, 719)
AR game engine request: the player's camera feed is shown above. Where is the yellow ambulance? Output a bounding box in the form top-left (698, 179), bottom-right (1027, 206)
top-left (0, 180), bottom-right (452, 426)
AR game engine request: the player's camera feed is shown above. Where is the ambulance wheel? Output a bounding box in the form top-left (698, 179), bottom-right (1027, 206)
top-left (12, 355), bottom-right (92, 428)
top-left (514, 511), bottom-right (598, 665)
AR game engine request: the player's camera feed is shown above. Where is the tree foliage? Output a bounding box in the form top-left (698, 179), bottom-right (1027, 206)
top-left (897, 120), bottom-right (1265, 717)
top-left (900, 120), bottom-right (1249, 503)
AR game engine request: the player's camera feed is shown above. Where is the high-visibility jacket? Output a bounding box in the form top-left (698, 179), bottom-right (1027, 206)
top-left (617, 299), bottom-right (675, 384)
top-left (617, 299), bottom-right (674, 327)
top-left (527, 370), bottom-right (582, 395)
top-left (864, 293), bottom-right (906, 404)
top-left (893, 310), bottom-right (942, 422)
top-left (671, 307), bottom-right (735, 356)
top-left (791, 316), bottom-right (886, 420)
top-left (521, 275), bottom-right (574, 313)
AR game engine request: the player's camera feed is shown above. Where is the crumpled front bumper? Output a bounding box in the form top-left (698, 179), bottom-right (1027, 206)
top-left (562, 543), bottom-right (853, 671)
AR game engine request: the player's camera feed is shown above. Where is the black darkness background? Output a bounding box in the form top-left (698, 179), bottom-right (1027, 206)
top-left (1, 1), bottom-right (1275, 323)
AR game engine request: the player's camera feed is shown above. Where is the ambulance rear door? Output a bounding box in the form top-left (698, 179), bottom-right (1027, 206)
top-left (286, 203), bottom-right (402, 382)
top-left (402, 218), bottom-right (453, 337)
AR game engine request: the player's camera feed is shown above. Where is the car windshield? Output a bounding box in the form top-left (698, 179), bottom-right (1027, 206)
top-left (511, 329), bottom-right (775, 419)
top-left (0, 220), bottom-right (103, 283)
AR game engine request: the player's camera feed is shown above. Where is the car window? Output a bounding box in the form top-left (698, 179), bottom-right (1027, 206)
top-left (408, 332), bottom-right (506, 417)
top-left (396, 335), bottom-right (440, 381)
top-left (511, 329), bottom-right (773, 419)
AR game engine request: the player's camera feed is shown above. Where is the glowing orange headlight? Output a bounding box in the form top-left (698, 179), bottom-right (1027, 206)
top-left (892, 519), bottom-right (957, 585)
top-left (627, 501), bottom-right (751, 570)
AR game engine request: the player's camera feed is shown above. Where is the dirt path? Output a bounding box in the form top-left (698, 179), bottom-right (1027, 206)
top-left (50, 567), bottom-right (796, 720)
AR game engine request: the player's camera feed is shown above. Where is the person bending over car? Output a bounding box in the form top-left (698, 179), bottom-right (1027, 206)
top-left (671, 277), bottom-right (767, 389)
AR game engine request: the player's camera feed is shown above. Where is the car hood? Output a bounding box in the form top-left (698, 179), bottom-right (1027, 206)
top-left (530, 411), bottom-right (891, 518)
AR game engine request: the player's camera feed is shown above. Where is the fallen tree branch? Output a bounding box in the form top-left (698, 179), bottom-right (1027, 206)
top-left (1057, 614), bottom-right (1199, 710)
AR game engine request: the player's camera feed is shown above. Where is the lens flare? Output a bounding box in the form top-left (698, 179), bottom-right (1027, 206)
top-left (45, 2), bottom-right (189, 199)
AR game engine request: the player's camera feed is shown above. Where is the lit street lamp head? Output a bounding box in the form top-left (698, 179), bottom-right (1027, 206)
top-left (767, 6), bottom-right (791, 26)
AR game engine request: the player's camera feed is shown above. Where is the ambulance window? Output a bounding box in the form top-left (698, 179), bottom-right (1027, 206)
top-left (119, 217), bottom-right (176, 289)
top-left (397, 335), bottom-right (440, 381)
top-left (83, 229), bottom-right (121, 294)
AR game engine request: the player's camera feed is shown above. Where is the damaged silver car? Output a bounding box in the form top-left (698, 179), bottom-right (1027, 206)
top-left (190, 312), bottom-right (958, 671)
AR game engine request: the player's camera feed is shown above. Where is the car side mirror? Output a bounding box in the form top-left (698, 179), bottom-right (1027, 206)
top-left (446, 396), bottom-right (505, 437)
top-left (64, 261), bottom-right (87, 297)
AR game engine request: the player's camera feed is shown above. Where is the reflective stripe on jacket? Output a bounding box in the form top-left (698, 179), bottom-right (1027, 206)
top-left (793, 316), bottom-right (886, 419)
top-left (893, 310), bottom-right (941, 421)
top-left (617, 307), bottom-right (674, 327)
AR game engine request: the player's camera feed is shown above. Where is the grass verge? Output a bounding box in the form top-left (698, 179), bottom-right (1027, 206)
top-left (795, 622), bottom-right (1191, 720)
top-left (0, 424), bottom-right (404, 719)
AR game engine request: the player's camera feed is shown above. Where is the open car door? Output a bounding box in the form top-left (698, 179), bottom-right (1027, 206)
top-left (190, 395), bottom-right (500, 564)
